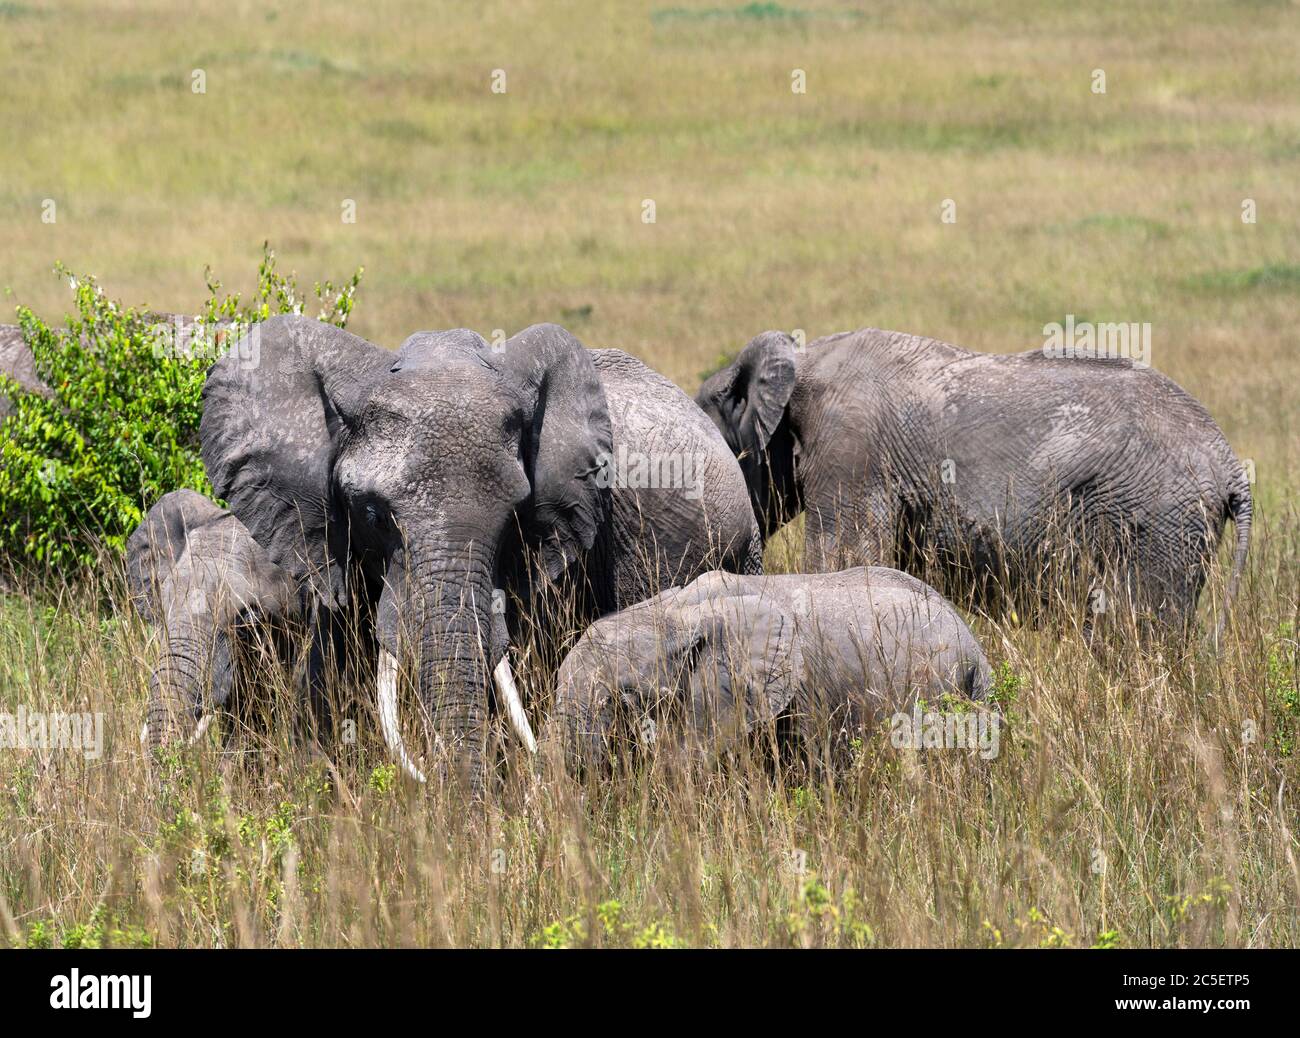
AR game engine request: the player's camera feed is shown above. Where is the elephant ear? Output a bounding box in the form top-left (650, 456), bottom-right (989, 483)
top-left (496, 323), bottom-right (613, 581)
top-left (126, 489), bottom-right (229, 624)
top-left (697, 331), bottom-right (797, 457)
top-left (127, 490), bottom-right (297, 626)
top-left (200, 315), bottom-right (394, 605)
top-left (677, 592), bottom-right (801, 744)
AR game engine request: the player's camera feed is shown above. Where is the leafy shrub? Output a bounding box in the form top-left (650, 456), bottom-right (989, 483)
top-left (781, 875), bottom-right (875, 948)
top-left (0, 244), bottom-right (362, 573)
top-left (532, 899), bottom-right (685, 948)
top-left (20, 906), bottom-right (154, 949)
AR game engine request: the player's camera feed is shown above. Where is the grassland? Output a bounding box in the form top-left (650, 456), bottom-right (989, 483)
top-left (1, 0), bottom-right (1298, 947)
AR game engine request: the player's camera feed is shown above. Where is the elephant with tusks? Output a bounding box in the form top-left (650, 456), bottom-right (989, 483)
top-left (171, 315), bottom-right (763, 788)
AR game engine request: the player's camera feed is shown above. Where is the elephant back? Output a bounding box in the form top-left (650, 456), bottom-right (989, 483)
top-left (590, 348), bottom-right (762, 599)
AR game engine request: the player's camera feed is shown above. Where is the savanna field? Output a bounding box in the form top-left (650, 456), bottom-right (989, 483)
top-left (0, 0), bottom-right (1297, 947)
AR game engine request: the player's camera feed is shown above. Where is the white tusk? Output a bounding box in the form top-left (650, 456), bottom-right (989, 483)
top-left (494, 654), bottom-right (537, 754)
top-left (187, 713), bottom-right (212, 747)
top-left (140, 722), bottom-right (149, 746)
top-left (378, 649), bottom-right (427, 783)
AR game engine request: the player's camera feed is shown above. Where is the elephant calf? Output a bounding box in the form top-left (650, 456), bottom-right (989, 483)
top-left (127, 490), bottom-right (299, 752)
top-left (551, 566), bottom-right (993, 772)
top-left (697, 328), bottom-right (1253, 642)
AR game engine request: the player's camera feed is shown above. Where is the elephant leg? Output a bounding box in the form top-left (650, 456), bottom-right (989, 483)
top-left (1079, 532), bottom-right (1137, 652)
top-left (1130, 521), bottom-right (1214, 646)
top-left (803, 482), bottom-right (896, 572)
top-left (1082, 518), bottom-right (1208, 651)
top-left (304, 608), bottom-right (338, 747)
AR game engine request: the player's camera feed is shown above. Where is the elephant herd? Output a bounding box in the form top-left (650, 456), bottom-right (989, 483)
top-left (116, 315), bottom-right (1250, 787)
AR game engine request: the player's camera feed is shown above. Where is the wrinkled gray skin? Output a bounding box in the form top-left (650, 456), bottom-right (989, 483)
top-left (200, 316), bottom-right (759, 787)
top-left (697, 329), bottom-right (1253, 641)
top-left (552, 566), bottom-right (991, 772)
top-left (0, 324), bottom-right (49, 421)
top-left (126, 490), bottom-right (298, 752)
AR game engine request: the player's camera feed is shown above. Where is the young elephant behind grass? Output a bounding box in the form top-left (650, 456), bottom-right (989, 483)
top-left (550, 567), bottom-right (994, 774)
top-left (127, 489), bottom-right (301, 755)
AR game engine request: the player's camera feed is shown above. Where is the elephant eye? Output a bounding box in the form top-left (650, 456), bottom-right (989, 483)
top-left (361, 501), bottom-right (391, 531)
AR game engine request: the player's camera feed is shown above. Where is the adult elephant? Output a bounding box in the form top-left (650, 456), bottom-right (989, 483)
top-left (697, 328), bottom-right (1252, 642)
top-left (552, 566), bottom-right (993, 773)
top-left (201, 316), bottom-right (760, 787)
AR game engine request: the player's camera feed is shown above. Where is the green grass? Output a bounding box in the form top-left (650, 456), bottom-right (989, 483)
top-left (1182, 263), bottom-right (1300, 294)
top-left (0, 2), bottom-right (1292, 494)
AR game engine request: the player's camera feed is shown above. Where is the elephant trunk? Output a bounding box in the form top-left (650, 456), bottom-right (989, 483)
top-left (551, 703), bottom-right (592, 776)
top-left (397, 546), bottom-right (499, 790)
top-left (146, 623), bottom-right (223, 752)
top-left (377, 541), bottom-right (541, 786)
top-left (549, 668), bottom-right (610, 776)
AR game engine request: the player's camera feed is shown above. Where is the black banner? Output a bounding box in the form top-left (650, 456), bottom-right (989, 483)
top-left (0, 949), bottom-right (1288, 1025)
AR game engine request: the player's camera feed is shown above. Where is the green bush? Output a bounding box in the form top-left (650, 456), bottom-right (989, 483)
top-left (0, 244), bottom-right (362, 573)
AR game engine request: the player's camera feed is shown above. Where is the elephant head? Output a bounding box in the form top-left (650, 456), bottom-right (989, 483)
top-left (551, 588), bottom-right (800, 772)
top-left (553, 566), bottom-right (997, 774)
top-left (126, 489), bottom-right (297, 751)
top-left (696, 331), bottom-right (801, 539)
top-left (200, 316), bottom-right (612, 786)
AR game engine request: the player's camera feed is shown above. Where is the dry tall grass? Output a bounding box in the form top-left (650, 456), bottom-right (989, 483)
top-left (2, 1), bottom-right (1297, 499)
top-left (0, 499), bottom-right (1296, 948)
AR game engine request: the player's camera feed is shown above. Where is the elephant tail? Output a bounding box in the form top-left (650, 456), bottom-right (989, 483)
top-left (1212, 468), bottom-right (1253, 650)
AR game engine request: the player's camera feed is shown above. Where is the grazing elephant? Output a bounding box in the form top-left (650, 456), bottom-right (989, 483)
top-left (200, 316), bottom-right (760, 786)
top-left (127, 490), bottom-right (300, 752)
top-left (552, 566), bottom-right (992, 772)
top-left (697, 328), bottom-right (1252, 641)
